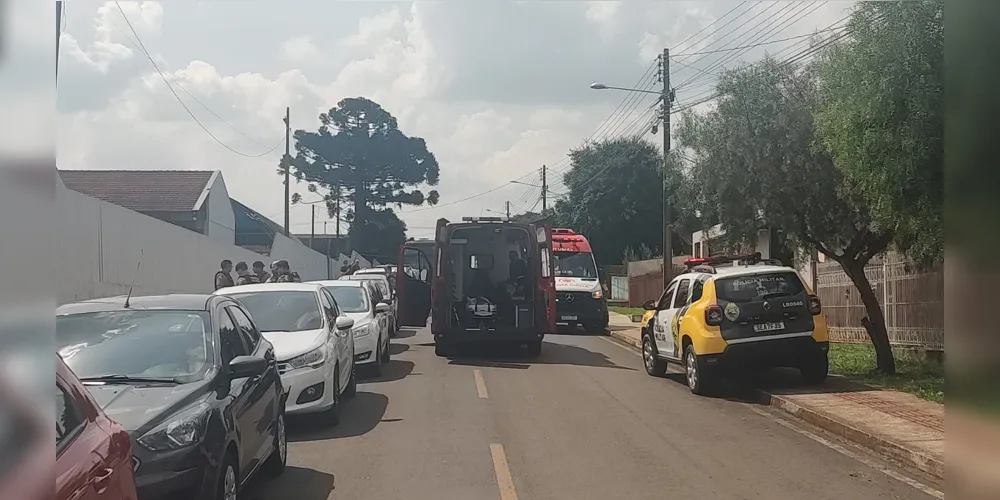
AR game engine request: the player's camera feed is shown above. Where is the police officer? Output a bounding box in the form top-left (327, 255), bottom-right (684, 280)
top-left (234, 262), bottom-right (258, 285)
top-left (253, 260), bottom-right (270, 283)
top-left (266, 260), bottom-right (292, 282)
top-left (215, 260), bottom-right (235, 290)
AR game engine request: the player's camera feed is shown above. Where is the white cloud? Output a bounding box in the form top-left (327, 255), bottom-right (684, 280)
top-left (62, 1), bottom-right (163, 72)
top-left (281, 36), bottom-right (321, 62)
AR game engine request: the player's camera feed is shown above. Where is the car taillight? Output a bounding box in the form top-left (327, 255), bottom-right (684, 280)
top-left (705, 304), bottom-right (724, 326)
top-left (808, 294), bottom-right (822, 315)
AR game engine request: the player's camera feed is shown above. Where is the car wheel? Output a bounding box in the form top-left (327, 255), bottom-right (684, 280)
top-left (434, 340), bottom-right (454, 358)
top-left (801, 354), bottom-right (829, 385)
top-left (525, 340), bottom-right (542, 358)
top-left (642, 334), bottom-right (667, 377)
top-left (262, 412), bottom-right (287, 476)
top-left (584, 320), bottom-right (607, 334)
top-left (215, 454), bottom-right (239, 500)
top-left (344, 363), bottom-right (357, 398)
top-left (684, 344), bottom-right (714, 396)
top-left (326, 370), bottom-right (341, 426)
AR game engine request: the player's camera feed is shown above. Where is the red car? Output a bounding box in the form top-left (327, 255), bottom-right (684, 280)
top-left (57, 355), bottom-right (138, 500)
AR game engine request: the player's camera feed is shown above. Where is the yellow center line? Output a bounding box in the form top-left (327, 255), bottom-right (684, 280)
top-left (473, 369), bottom-right (489, 399)
top-left (490, 443), bottom-right (519, 500)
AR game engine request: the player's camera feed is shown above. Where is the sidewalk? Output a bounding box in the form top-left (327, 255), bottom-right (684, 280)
top-left (605, 313), bottom-right (944, 479)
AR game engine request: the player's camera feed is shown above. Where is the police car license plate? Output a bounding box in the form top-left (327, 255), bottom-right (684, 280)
top-left (753, 321), bottom-right (785, 333)
top-left (561, 315), bottom-right (578, 321)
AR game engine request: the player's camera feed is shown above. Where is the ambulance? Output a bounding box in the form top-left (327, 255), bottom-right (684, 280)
top-left (551, 228), bottom-right (608, 333)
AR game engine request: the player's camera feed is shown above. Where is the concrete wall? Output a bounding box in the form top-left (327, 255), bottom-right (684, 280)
top-left (204, 173), bottom-right (236, 244)
top-left (57, 184), bottom-right (343, 305)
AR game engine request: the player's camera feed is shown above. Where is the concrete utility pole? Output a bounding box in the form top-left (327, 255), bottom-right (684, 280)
top-left (283, 107), bottom-right (291, 237)
top-left (310, 204), bottom-right (316, 249)
top-left (506, 201), bottom-right (511, 219)
top-left (661, 48), bottom-right (675, 289)
top-left (541, 165), bottom-right (548, 212)
top-left (56, 1), bottom-right (63, 82)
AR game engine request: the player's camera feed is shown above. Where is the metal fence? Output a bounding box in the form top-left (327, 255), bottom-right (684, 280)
top-left (610, 275), bottom-right (629, 303)
top-left (816, 251), bottom-right (944, 351)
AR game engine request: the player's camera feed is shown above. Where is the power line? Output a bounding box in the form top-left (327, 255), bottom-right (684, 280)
top-left (671, 28), bottom-right (839, 57)
top-left (113, 1), bottom-right (282, 158)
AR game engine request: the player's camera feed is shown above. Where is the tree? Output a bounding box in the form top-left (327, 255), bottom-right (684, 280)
top-left (556, 136), bottom-right (667, 266)
top-left (676, 58), bottom-right (897, 374)
top-left (813, 1), bottom-right (944, 267)
top-left (348, 207), bottom-right (407, 263)
top-left (288, 97), bottom-right (440, 252)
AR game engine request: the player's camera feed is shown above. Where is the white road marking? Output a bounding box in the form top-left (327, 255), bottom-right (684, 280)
top-left (749, 407), bottom-right (944, 499)
top-left (490, 443), bottom-right (519, 500)
top-left (473, 369), bottom-right (489, 399)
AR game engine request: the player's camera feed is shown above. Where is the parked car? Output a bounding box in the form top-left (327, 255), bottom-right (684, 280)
top-left (57, 354), bottom-right (138, 500)
top-left (311, 280), bottom-right (392, 377)
top-left (640, 254), bottom-right (830, 395)
top-left (56, 294), bottom-right (287, 500)
top-left (342, 273), bottom-right (398, 336)
top-left (216, 282), bottom-right (356, 423)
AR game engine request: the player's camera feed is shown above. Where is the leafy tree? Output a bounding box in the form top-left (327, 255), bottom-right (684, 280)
top-left (287, 97), bottom-right (440, 252)
top-left (556, 136), bottom-right (669, 266)
top-left (813, 1), bottom-right (943, 267)
top-left (349, 207), bottom-right (407, 263)
top-left (676, 58), bottom-right (898, 374)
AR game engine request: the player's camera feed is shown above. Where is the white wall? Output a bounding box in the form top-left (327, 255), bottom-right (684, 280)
top-left (204, 173), bottom-right (236, 244)
top-left (692, 223), bottom-right (771, 259)
top-left (58, 184), bottom-right (338, 305)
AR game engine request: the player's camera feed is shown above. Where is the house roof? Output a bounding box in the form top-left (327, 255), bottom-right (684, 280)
top-left (58, 170), bottom-right (217, 212)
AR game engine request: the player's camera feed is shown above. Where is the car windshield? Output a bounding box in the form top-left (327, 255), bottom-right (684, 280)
top-left (553, 251), bottom-right (598, 278)
top-left (56, 310), bottom-right (211, 381)
top-left (715, 272), bottom-right (806, 303)
top-left (228, 291), bottom-right (323, 332)
top-left (325, 287), bottom-right (368, 313)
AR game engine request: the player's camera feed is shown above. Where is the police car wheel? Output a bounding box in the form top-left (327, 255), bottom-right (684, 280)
top-left (642, 333), bottom-right (667, 377)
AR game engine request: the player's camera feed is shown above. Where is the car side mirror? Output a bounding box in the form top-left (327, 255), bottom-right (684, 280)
top-left (375, 303), bottom-right (390, 314)
top-left (229, 356), bottom-right (267, 378)
top-left (335, 316), bottom-right (355, 330)
top-left (642, 299), bottom-right (658, 311)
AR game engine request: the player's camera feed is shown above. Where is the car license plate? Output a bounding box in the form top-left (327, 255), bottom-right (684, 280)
top-left (753, 321), bottom-right (785, 333)
top-left (561, 315), bottom-right (578, 321)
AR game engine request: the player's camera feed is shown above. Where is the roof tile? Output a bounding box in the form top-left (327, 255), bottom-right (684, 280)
top-left (59, 170), bottom-right (216, 212)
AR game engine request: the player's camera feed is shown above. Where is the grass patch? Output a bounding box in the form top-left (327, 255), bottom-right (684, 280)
top-left (828, 343), bottom-right (944, 404)
top-left (609, 306), bottom-right (645, 317)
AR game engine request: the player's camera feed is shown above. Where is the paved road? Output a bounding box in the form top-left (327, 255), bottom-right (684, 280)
top-left (247, 327), bottom-right (941, 500)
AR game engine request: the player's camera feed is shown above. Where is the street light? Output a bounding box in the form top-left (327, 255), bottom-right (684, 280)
top-left (589, 82), bottom-right (663, 96)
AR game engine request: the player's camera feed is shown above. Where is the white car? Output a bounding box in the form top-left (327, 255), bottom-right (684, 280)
top-left (215, 282), bottom-right (356, 424)
top-left (342, 273), bottom-right (398, 336)
top-left (312, 280), bottom-right (392, 377)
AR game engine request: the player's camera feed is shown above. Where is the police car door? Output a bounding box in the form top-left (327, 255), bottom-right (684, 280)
top-left (652, 280), bottom-right (678, 356)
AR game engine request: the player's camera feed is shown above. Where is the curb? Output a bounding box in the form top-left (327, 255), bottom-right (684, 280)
top-left (606, 329), bottom-right (944, 480)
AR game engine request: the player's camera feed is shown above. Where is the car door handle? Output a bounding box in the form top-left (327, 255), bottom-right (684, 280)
top-left (92, 467), bottom-right (114, 494)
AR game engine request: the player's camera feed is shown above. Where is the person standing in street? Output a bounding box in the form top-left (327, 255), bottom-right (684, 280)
top-left (215, 260), bottom-right (235, 290)
top-left (253, 260), bottom-right (270, 283)
top-left (266, 260), bottom-right (292, 282)
top-left (235, 262), bottom-right (258, 285)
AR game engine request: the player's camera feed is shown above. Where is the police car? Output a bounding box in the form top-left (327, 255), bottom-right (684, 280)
top-left (640, 253), bottom-right (829, 395)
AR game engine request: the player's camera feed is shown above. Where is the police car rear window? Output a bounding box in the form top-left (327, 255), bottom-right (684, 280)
top-left (715, 271), bottom-right (805, 303)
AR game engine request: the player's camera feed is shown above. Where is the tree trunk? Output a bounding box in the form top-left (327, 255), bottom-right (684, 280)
top-left (351, 182), bottom-right (366, 252)
top-left (841, 260), bottom-right (896, 374)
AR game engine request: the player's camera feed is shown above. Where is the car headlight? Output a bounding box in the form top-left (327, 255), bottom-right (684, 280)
top-left (352, 323), bottom-right (372, 338)
top-left (288, 347), bottom-right (325, 369)
top-left (137, 402), bottom-right (211, 452)
top-left (592, 290), bottom-right (603, 299)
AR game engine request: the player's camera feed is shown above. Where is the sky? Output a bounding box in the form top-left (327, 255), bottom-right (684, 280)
top-left (52, 0), bottom-right (854, 239)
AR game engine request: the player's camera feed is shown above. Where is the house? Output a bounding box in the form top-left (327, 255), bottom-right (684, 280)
top-left (692, 223), bottom-right (773, 260)
top-left (59, 170), bottom-right (237, 245)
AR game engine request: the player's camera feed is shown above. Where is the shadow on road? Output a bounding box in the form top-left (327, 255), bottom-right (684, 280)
top-left (361, 359), bottom-right (415, 383)
top-left (247, 466), bottom-right (336, 500)
top-left (389, 342), bottom-right (410, 356)
top-left (394, 328), bottom-right (418, 339)
top-left (447, 341), bottom-right (634, 371)
top-left (287, 391), bottom-right (389, 442)
top-left (657, 366), bottom-right (871, 404)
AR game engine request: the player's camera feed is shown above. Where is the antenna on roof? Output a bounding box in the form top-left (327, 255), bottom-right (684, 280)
top-left (124, 249), bottom-right (143, 309)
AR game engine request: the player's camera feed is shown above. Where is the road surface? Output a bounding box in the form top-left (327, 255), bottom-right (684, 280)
top-left (247, 327), bottom-right (942, 500)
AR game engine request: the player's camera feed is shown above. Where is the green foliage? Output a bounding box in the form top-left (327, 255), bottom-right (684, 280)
top-left (348, 207), bottom-right (407, 263)
top-left (288, 97), bottom-right (440, 251)
top-left (813, 1), bottom-right (943, 267)
top-left (556, 136), bottom-right (666, 266)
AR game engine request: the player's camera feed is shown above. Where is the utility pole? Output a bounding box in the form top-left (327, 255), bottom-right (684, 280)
top-left (57, 1), bottom-right (63, 82)
top-left (309, 204), bottom-right (316, 250)
top-left (506, 201), bottom-right (511, 219)
top-left (541, 165), bottom-right (547, 212)
top-left (661, 48), bottom-right (675, 289)
top-left (283, 106), bottom-right (291, 237)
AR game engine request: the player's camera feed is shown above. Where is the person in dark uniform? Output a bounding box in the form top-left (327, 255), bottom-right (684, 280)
top-left (253, 260), bottom-right (270, 283)
top-left (289, 272), bottom-right (302, 282)
top-left (266, 260), bottom-right (292, 282)
top-left (215, 260), bottom-right (235, 290)
top-left (235, 262), bottom-right (258, 285)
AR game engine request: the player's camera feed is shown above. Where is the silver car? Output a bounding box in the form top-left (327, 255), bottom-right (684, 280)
top-left (342, 273), bottom-right (398, 336)
top-left (311, 280), bottom-right (392, 377)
